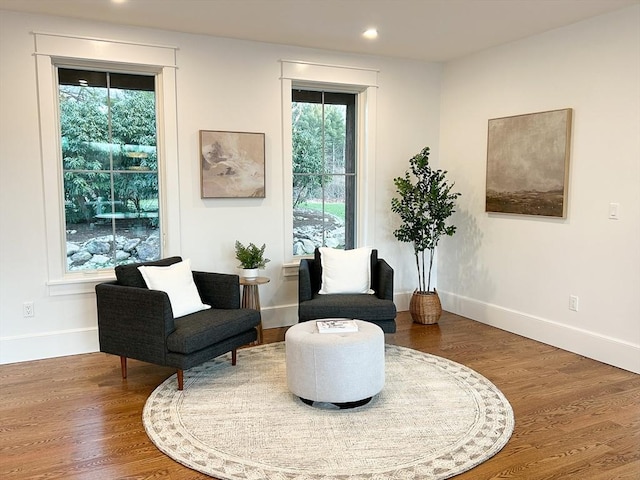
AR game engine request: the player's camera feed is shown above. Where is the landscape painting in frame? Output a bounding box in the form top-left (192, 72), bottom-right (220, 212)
top-left (200, 130), bottom-right (265, 198)
top-left (486, 108), bottom-right (572, 218)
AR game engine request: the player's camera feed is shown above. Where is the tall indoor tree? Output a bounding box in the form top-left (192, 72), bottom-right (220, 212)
top-left (391, 146), bottom-right (461, 324)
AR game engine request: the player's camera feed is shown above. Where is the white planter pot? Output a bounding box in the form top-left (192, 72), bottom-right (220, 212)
top-left (240, 268), bottom-right (259, 280)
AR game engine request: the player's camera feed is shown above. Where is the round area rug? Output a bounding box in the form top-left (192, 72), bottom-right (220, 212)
top-left (143, 343), bottom-right (514, 479)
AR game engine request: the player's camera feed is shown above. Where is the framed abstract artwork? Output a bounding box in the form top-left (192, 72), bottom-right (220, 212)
top-left (200, 130), bottom-right (265, 198)
top-left (486, 108), bottom-right (572, 218)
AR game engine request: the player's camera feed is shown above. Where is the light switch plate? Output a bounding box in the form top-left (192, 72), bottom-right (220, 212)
top-left (608, 202), bottom-right (620, 220)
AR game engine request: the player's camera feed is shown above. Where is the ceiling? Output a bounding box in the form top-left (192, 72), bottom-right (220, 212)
top-left (0, 0), bottom-right (637, 62)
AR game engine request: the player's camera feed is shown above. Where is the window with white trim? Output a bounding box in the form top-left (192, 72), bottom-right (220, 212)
top-left (34, 33), bottom-right (180, 295)
top-left (280, 60), bottom-right (379, 267)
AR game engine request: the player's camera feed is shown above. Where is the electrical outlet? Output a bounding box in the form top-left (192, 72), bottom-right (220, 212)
top-left (23, 301), bottom-right (34, 317)
top-left (569, 295), bottom-right (579, 312)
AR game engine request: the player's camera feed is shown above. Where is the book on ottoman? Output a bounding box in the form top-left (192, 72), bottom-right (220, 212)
top-left (316, 319), bottom-right (359, 334)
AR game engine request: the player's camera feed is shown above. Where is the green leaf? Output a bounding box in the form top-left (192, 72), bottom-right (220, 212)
top-left (234, 241), bottom-right (271, 269)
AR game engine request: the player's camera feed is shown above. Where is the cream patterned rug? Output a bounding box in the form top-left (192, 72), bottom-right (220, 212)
top-left (143, 342), bottom-right (514, 479)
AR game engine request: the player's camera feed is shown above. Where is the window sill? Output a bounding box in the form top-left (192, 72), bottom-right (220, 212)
top-left (47, 272), bottom-right (115, 296)
top-left (282, 262), bottom-right (301, 277)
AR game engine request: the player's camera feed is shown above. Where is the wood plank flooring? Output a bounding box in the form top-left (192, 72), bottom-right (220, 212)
top-left (1, 311), bottom-right (638, 479)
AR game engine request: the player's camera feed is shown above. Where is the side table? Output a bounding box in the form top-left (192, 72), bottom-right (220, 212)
top-left (239, 276), bottom-right (270, 344)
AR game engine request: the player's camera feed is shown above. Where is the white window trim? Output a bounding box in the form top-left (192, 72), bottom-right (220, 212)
top-left (33, 32), bottom-right (181, 295)
top-left (280, 60), bottom-right (378, 268)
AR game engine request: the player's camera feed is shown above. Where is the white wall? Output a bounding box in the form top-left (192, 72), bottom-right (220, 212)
top-left (0, 9), bottom-right (440, 363)
top-left (438, 5), bottom-right (640, 373)
top-left (3, 7), bottom-right (637, 374)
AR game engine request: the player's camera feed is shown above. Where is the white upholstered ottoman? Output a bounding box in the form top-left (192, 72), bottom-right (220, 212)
top-left (285, 319), bottom-right (385, 408)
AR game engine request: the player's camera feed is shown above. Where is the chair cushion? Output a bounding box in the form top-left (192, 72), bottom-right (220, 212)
top-left (318, 247), bottom-right (374, 295)
top-left (115, 256), bottom-right (183, 288)
top-left (167, 308), bottom-right (261, 355)
top-left (138, 259), bottom-right (210, 318)
top-left (300, 293), bottom-right (396, 322)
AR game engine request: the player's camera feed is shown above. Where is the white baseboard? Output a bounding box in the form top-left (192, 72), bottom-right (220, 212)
top-left (0, 305), bottom-right (300, 365)
top-left (438, 290), bottom-right (640, 374)
top-left (0, 327), bottom-right (100, 365)
top-left (394, 291), bottom-right (412, 313)
top-left (9, 293), bottom-right (635, 374)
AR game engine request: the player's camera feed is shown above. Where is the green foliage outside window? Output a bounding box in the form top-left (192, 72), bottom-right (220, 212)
top-left (59, 80), bottom-right (158, 223)
top-left (292, 102), bottom-right (346, 207)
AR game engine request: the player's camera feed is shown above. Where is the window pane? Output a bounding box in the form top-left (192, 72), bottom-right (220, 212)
top-left (112, 172), bottom-right (159, 218)
top-left (324, 174), bottom-right (346, 249)
top-left (292, 102), bottom-right (322, 175)
top-left (112, 172), bottom-right (160, 263)
top-left (59, 84), bottom-right (111, 170)
top-left (60, 68), bottom-right (160, 271)
top-left (293, 176), bottom-right (324, 256)
top-left (64, 171), bottom-right (110, 232)
top-left (58, 69), bottom-right (107, 88)
top-left (323, 104), bottom-right (347, 175)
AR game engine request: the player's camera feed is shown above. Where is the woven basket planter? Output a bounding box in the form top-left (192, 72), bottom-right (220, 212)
top-left (409, 289), bottom-right (442, 325)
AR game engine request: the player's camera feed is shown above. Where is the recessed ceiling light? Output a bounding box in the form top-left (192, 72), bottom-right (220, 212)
top-left (363, 28), bottom-right (378, 40)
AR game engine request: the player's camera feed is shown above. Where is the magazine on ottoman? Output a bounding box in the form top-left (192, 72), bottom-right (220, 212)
top-left (316, 319), bottom-right (359, 333)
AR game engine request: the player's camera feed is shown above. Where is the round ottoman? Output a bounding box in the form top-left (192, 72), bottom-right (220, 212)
top-left (285, 319), bottom-right (385, 408)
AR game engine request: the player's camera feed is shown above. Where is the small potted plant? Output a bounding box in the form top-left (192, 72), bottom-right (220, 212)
top-left (234, 241), bottom-right (270, 280)
top-left (391, 147), bottom-right (461, 324)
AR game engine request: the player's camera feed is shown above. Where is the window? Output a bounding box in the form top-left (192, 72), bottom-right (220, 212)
top-left (59, 68), bottom-right (160, 271)
top-left (280, 60), bottom-right (378, 269)
top-left (34, 33), bottom-right (179, 294)
top-left (292, 89), bottom-right (356, 255)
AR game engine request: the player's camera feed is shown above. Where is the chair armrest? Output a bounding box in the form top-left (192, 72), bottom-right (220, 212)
top-left (298, 259), bottom-right (313, 302)
top-left (95, 282), bottom-right (175, 363)
top-left (192, 271), bottom-right (240, 309)
top-left (374, 259), bottom-right (394, 301)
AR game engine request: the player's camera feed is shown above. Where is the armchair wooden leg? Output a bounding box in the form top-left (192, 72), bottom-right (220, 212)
top-left (232, 349), bottom-right (237, 366)
top-left (177, 369), bottom-right (184, 391)
top-left (256, 324), bottom-right (264, 345)
top-left (120, 356), bottom-right (127, 379)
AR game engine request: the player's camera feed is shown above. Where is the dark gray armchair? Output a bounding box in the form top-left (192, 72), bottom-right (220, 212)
top-left (298, 248), bottom-right (397, 333)
top-left (96, 256), bottom-right (260, 390)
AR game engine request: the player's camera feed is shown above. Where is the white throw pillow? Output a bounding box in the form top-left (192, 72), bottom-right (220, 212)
top-left (138, 259), bottom-right (211, 318)
top-left (318, 247), bottom-right (374, 295)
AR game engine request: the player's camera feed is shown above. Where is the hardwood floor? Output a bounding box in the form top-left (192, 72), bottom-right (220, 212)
top-left (1, 311), bottom-right (638, 479)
